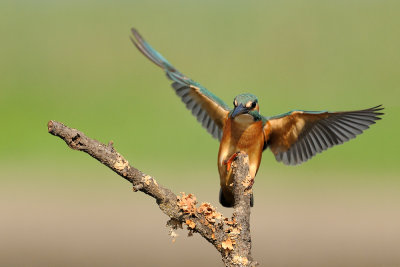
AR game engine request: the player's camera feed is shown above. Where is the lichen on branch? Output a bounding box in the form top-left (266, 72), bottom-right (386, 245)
top-left (48, 120), bottom-right (257, 267)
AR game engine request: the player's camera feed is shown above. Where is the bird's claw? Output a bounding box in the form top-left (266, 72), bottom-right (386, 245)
top-left (223, 151), bottom-right (240, 172)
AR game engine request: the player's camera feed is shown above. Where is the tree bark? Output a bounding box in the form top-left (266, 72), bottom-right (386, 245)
top-left (48, 120), bottom-right (257, 266)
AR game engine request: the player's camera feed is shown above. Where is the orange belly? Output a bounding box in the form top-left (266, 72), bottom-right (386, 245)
top-left (217, 115), bottom-right (265, 195)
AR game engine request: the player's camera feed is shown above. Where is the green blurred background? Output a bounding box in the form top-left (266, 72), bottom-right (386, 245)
top-left (1, 0), bottom-right (399, 266)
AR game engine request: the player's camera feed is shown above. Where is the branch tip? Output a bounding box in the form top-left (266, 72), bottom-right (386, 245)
top-left (47, 120), bottom-right (54, 133)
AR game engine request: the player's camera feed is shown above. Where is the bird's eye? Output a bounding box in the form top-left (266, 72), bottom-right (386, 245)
top-left (251, 102), bottom-right (256, 108)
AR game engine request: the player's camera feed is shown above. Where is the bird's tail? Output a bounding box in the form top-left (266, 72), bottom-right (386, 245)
top-left (219, 188), bottom-right (253, 208)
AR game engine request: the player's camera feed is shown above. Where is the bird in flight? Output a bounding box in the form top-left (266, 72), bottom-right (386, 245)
top-left (130, 28), bottom-right (384, 208)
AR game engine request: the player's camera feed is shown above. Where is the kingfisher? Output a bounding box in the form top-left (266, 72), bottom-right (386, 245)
top-left (130, 28), bottom-right (384, 208)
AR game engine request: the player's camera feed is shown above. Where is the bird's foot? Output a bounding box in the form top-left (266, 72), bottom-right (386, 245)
top-left (223, 151), bottom-right (240, 172)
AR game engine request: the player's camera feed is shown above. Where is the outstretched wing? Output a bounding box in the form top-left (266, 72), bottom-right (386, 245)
top-left (130, 28), bottom-right (230, 140)
top-left (263, 105), bottom-right (384, 165)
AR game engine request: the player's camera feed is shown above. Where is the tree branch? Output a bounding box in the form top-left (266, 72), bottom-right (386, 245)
top-left (47, 120), bottom-right (257, 266)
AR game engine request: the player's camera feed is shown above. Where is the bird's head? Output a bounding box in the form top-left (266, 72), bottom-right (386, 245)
top-left (230, 93), bottom-right (259, 118)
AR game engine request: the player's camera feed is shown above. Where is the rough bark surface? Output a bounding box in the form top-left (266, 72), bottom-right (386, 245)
top-left (48, 120), bottom-right (258, 267)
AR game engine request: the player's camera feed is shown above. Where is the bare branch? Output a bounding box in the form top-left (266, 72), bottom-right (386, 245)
top-left (48, 120), bottom-right (257, 266)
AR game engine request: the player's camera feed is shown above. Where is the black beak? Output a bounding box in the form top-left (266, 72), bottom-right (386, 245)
top-left (231, 104), bottom-right (248, 118)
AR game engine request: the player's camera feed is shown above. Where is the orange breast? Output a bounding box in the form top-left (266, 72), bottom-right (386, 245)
top-left (217, 115), bottom-right (265, 190)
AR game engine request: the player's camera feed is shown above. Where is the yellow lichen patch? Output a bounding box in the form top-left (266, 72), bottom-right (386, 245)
top-left (185, 219), bottom-right (196, 229)
top-left (221, 237), bottom-right (234, 251)
top-left (230, 226), bottom-right (241, 236)
top-left (232, 255), bottom-right (249, 265)
top-left (196, 203), bottom-right (223, 236)
top-left (177, 192), bottom-right (197, 216)
top-left (224, 217), bottom-right (237, 226)
top-left (242, 173), bottom-right (254, 196)
top-left (143, 175), bottom-right (152, 185)
top-left (231, 161), bottom-right (238, 169)
top-left (241, 173), bottom-right (253, 190)
top-left (242, 154), bottom-right (249, 165)
top-left (142, 175), bottom-right (158, 187)
top-left (114, 157), bottom-right (129, 171)
top-left (198, 202), bottom-right (223, 223)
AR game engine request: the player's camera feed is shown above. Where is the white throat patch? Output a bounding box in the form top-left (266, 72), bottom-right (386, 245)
top-left (233, 114), bottom-right (254, 125)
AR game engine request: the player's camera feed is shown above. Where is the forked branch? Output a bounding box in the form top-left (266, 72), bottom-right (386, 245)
top-left (47, 120), bottom-right (257, 267)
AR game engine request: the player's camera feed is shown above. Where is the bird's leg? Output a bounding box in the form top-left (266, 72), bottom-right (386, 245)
top-left (223, 151), bottom-right (240, 172)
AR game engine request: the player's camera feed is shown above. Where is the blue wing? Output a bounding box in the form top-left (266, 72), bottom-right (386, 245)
top-left (130, 28), bottom-right (230, 140)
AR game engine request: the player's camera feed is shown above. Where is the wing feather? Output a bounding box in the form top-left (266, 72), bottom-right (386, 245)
top-left (264, 105), bottom-right (384, 165)
top-left (131, 28), bottom-right (230, 140)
